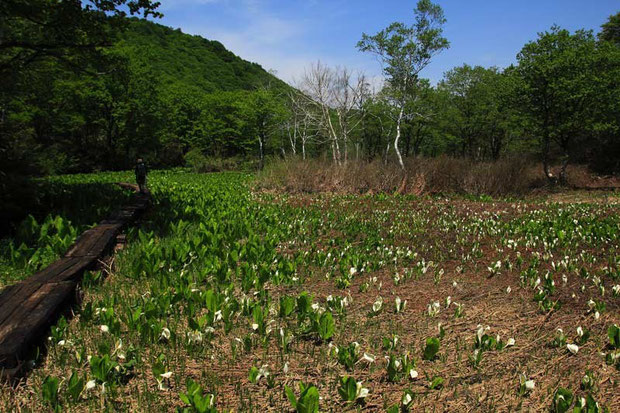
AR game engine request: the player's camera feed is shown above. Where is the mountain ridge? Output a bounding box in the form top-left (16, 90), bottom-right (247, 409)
top-left (116, 19), bottom-right (289, 95)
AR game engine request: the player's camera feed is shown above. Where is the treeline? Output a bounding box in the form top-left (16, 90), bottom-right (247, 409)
top-left (281, 13), bottom-right (620, 182)
top-left (1, 1), bottom-right (619, 185)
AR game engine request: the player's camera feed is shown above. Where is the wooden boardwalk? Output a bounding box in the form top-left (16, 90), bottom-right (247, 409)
top-left (0, 184), bottom-right (150, 377)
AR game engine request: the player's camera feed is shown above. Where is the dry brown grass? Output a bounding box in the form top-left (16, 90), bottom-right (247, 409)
top-left (257, 157), bottom-right (541, 197)
top-left (258, 157), bottom-right (620, 198)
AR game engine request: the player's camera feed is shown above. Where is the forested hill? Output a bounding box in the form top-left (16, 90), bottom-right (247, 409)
top-left (116, 19), bottom-right (288, 94)
top-left (1, 14), bottom-right (292, 185)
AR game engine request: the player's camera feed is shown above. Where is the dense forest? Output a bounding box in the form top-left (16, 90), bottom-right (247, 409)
top-left (1, 2), bottom-right (619, 224)
top-left (1, 16), bottom-right (289, 175)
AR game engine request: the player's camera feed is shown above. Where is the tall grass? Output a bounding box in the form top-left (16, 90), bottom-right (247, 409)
top-left (257, 156), bottom-right (543, 196)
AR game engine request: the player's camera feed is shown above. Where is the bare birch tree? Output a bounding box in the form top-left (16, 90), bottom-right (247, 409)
top-left (296, 61), bottom-right (367, 165)
top-left (286, 90), bottom-right (318, 160)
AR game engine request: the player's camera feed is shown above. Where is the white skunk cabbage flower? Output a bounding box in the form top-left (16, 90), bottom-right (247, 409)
top-left (359, 353), bottom-right (375, 364)
top-left (160, 327), bottom-right (171, 341)
top-left (372, 296), bottom-right (383, 313)
top-left (355, 381), bottom-right (369, 399)
top-left (567, 344), bottom-right (579, 355)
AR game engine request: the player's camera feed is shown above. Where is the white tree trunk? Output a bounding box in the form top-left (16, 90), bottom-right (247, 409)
top-left (258, 135), bottom-right (264, 170)
top-left (394, 105), bottom-right (405, 170)
top-left (288, 122), bottom-right (297, 155)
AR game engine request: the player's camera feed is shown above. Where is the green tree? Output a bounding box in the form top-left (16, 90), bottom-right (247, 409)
top-left (516, 26), bottom-right (601, 183)
top-left (243, 89), bottom-right (287, 169)
top-left (361, 94), bottom-right (396, 162)
top-left (439, 65), bottom-right (520, 160)
top-left (400, 79), bottom-right (440, 158)
top-left (1, 0), bottom-right (160, 74)
top-left (599, 12), bottom-right (620, 45)
top-left (357, 0), bottom-right (449, 169)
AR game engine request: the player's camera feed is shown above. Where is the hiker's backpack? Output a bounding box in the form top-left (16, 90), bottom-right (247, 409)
top-left (136, 163), bottom-right (146, 178)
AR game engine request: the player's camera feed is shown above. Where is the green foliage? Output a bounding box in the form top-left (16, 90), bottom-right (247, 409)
top-left (179, 379), bottom-right (216, 413)
top-left (386, 353), bottom-right (416, 383)
top-left (551, 387), bottom-right (573, 413)
top-left (1, 12), bottom-right (288, 178)
top-left (357, 0), bottom-right (449, 168)
top-left (5, 214), bottom-right (79, 272)
top-left (41, 375), bottom-right (60, 412)
top-left (338, 376), bottom-right (358, 402)
top-left (357, 0), bottom-right (449, 87)
top-left (67, 371), bottom-right (85, 402)
top-left (90, 354), bottom-right (118, 384)
top-left (285, 382), bottom-right (319, 413)
top-left (609, 324), bottom-right (620, 349)
top-left (599, 12), bottom-right (620, 44)
top-left (516, 26), bottom-right (619, 180)
top-left (279, 295), bottom-right (296, 317)
top-left (1, 169), bottom-right (619, 410)
top-left (336, 342), bottom-right (360, 371)
top-left (429, 376), bottom-right (444, 390)
top-left (422, 337), bottom-right (440, 360)
top-left (120, 19), bottom-right (288, 94)
top-left (438, 65), bottom-right (520, 160)
top-left (573, 394), bottom-right (609, 413)
top-left (317, 311), bottom-right (335, 341)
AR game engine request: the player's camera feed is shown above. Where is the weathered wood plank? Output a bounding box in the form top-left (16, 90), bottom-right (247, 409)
top-left (25, 256), bottom-right (94, 285)
top-left (0, 183), bottom-right (150, 375)
top-left (0, 281), bottom-right (75, 369)
top-left (0, 257), bottom-right (96, 328)
top-left (0, 281), bottom-right (44, 326)
top-left (38, 257), bottom-right (95, 284)
top-left (65, 223), bottom-right (122, 258)
top-left (0, 284), bottom-right (17, 310)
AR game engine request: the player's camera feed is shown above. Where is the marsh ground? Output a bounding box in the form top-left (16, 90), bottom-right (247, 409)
top-left (1, 172), bottom-right (619, 412)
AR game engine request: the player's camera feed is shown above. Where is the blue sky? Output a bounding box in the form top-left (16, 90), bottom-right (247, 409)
top-left (154, 0), bottom-right (618, 85)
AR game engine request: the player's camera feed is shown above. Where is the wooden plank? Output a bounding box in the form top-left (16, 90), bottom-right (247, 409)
top-left (0, 281), bottom-right (75, 370)
top-left (100, 198), bottom-right (148, 225)
top-left (0, 284), bottom-right (17, 308)
top-left (116, 182), bottom-right (140, 192)
top-left (0, 260), bottom-right (88, 327)
top-left (39, 257), bottom-right (95, 284)
top-left (65, 223), bottom-right (121, 258)
top-left (0, 182), bottom-right (151, 374)
top-left (25, 256), bottom-right (94, 285)
top-left (0, 281), bottom-right (44, 326)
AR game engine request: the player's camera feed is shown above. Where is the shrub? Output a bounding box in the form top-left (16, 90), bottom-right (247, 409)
top-left (257, 156), bottom-right (540, 196)
top-left (184, 149), bottom-right (257, 173)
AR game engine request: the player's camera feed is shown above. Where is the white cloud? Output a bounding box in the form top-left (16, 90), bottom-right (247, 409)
top-left (178, 3), bottom-right (310, 83)
top-left (158, 0), bottom-right (385, 85)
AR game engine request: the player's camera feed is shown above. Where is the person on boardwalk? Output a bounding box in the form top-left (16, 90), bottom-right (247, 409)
top-left (135, 158), bottom-right (148, 193)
